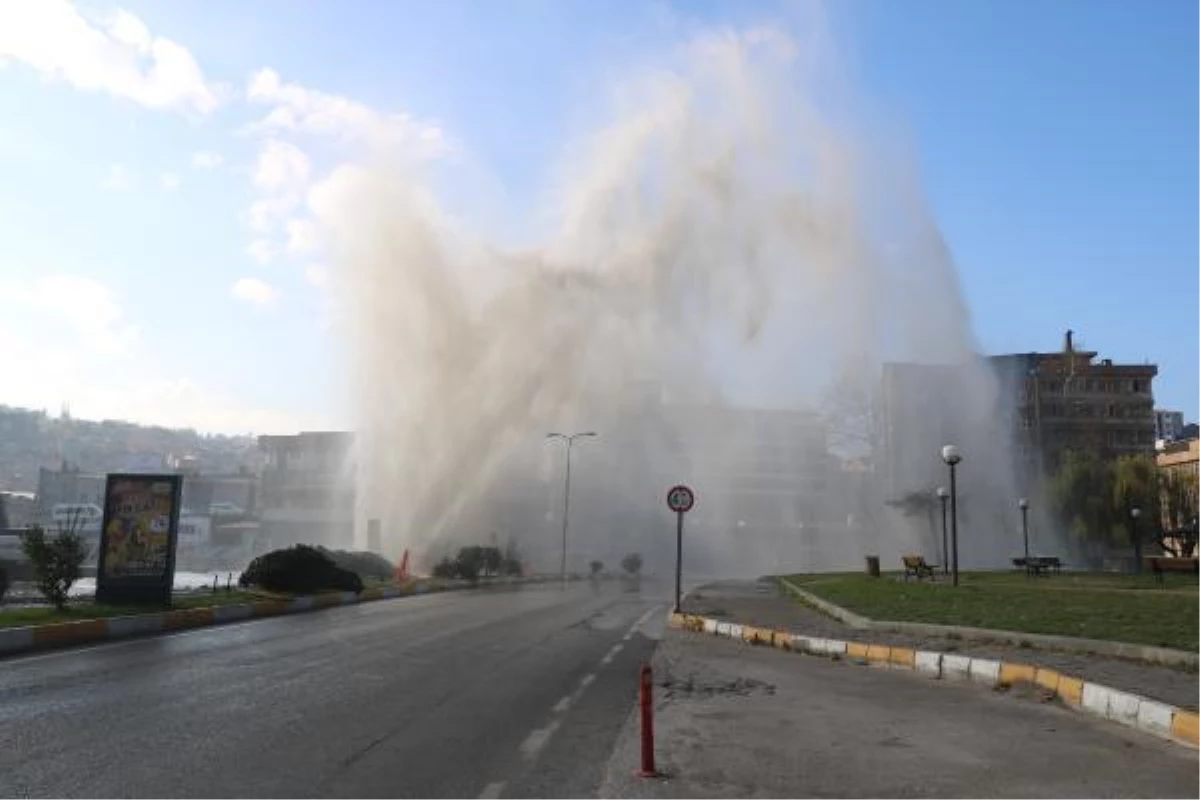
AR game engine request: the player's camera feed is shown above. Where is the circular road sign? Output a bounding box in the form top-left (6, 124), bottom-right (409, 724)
top-left (666, 485), bottom-right (695, 514)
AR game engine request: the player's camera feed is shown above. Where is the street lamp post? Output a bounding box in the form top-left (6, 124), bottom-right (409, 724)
top-left (1018, 497), bottom-right (1030, 566)
top-left (546, 431), bottom-right (598, 583)
top-left (936, 487), bottom-right (949, 575)
top-left (941, 445), bottom-right (963, 587)
top-left (1130, 506), bottom-right (1142, 574)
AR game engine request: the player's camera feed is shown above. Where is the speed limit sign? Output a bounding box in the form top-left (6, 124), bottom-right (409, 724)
top-left (666, 485), bottom-right (695, 513)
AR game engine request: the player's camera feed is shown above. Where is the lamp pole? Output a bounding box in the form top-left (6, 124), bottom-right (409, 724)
top-left (1019, 497), bottom-right (1030, 565)
top-left (941, 445), bottom-right (963, 587)
top-left (936, 487), bottom-right (949, 575)
top-left (1130, 506), bottom-right (1142, 574)
top-left (546, 432), bottom-right (597, 583)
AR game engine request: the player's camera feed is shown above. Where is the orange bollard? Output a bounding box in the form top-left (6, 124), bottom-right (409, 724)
top-left (636, 663), bottom-right (658, 777)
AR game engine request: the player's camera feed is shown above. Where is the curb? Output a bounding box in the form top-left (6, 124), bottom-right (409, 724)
top-left (0, 576), bottom-right (548, 659)
top-left (668, 611), bottom-right (1200, 750)
top-left (779, 578), bottom-right (1198, 669)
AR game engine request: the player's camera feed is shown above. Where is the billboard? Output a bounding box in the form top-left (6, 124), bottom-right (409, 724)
top-left (95, 474), bottom-right (182, 605)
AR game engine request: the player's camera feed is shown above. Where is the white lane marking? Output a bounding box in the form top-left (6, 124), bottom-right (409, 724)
top-left (600, 642), bottom-right (624, 665)
top-left (519, 719), bottom-right (561, 760)
top-left (479, 780), bottom-right (506, 798)
top-left (552, 695), bottom-right (572, 714)
top-left (579, 672), bottom-right (596, 689)
top-left (634, 606), bottom-right (658, 627)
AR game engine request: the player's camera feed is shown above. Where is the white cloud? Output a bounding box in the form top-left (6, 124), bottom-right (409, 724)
top-left (159, 172), bottom-right (180, 191)
top-left (304, 264), bottom-right (328, 288)
top-left (285, 217), bottom-right (321, 254)
top-left (104, 162), bottom-right (135, 190)
top-left (231, 277), bottom-right (277, 305)
top-left (246, 239), bottom-right (277, 264)
top-left (0, 0), bottom-right (223, 115)
top-left (2, 272), bottom-right (138, 356)
top-left (190, 150), bottom-right (223, 169)
top-left (253, 138), bottom-right (311, 192)
top-left (245, 67), bottom-right (448, 156)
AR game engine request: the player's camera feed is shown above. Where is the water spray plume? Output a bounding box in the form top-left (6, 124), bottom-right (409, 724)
top-left (319, 21), bottom-right (1039, 575)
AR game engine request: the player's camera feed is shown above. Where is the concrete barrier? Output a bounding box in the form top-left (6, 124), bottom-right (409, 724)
top-left (998, 662), bottom-right (1037, 687)
top-left (968, 658), bottom-right (1001, 687)
top-left (213, 604), bottom-right (254, 622)
top-left (1106, 689), bottom-right (1142, 727)
top-left (914, 650), bottom-right (942, 678)
top-left (1136, 700), bottom-right (1176, 737)
top-left (0, 626), bottom-right (35, 655)
top-left (106, 614), bottom-right (164, 638)
top-left (941, 654), bottom-right (971, 680)
top-left (1081, 682), bottom-right (1114, 717)
top-left (1171, 711), bottom-right (1198, 746)
top-left (846, 642), bottom-right (869, 660)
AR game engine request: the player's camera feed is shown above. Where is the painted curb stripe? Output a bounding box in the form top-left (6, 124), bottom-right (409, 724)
top-left (0, 579), bottom-right (485, 660)
top-left (669, 611), bottom-right (1199, 750)
top-left (163, 608), bottom-right (215, 630)
top-left (32, 619), bottom-right (107, 648)
top-left (999, 662), bottom-right (1038, 687)
top-left (213, 604), bottom-right (254, 622)
top-left (106, 615), bottom-right (164, 638)
top-left (1171, 711), bottom-right (1199, 746)
top-left (0, 626), bottom-right (35, 654)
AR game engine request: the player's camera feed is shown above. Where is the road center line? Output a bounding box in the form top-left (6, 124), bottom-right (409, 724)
top-left (600, 642), bottom-right (624, 665)
top-left (519, 719), bottom-right (561, 760)
top-left (579, 672), bottom-right (596, 689)
top-left (552, 695), bottom-right (572, 714)
top-left (479, 780), bottom-right (506, 798)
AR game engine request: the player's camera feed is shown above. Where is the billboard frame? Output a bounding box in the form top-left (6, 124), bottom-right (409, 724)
top-left (95, 473), bottom-right (183, 606)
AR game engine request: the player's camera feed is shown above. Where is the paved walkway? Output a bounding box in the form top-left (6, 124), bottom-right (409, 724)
top-left (683, 580), bottom-right (1198, 710)
top-left (600, 630), bottom-right (1198, 798)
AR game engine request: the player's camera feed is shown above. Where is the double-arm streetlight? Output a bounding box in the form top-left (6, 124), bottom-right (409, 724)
top-left (546, 431), bottom-right (597, 583)
top-left (941, 445), bottom-right (962, 587)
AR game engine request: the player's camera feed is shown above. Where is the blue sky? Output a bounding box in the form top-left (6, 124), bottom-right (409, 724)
top-left (0, 0), bottom-right (1194, 433)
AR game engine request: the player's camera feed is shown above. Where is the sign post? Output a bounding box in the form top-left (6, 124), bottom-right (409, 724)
top-left (666, 484), bottom-right (695, 613)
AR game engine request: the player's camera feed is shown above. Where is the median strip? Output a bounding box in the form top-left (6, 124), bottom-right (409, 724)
top-left (0, 576), bottom-right (550, 659)
top-left (667, 610), bottom-right (1200, 750)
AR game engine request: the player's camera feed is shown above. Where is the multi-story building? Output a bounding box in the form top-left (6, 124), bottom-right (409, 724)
top-left (257, 432), bottom-right (356, 550)
top-left (1156, 438), bottom-right (1198, 533)
top-left (594, 380), bottom-right (830, 574)
top-left (1155, 410), bottom-right (1186, 444)
top-left (990, 330), bottom-right (1158, 473)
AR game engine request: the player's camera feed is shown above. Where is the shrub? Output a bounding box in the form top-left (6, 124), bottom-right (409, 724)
top-left (590, 560), bottom-right (604, 577)
top-left (621, 552), bottom-right (643, 576)
top-left (454, 549), bottom-right (480, 582)
top-left (21, 525), bottom-right (89, 609)
top-left (320, 548), bottom-right (394, 582)
top-left (431, 557), bottom-right (457, 579)
top-left (239, 545), bottom-right (363, 595)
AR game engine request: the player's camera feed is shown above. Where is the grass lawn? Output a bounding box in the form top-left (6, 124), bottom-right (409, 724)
top-left (781, 571), bottom-right (1199, 652)
top-left (0, 589), bottom-right (276, 630)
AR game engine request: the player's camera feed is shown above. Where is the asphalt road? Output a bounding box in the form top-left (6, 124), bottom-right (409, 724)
top-left (0, 580), bottom-right (669, 799)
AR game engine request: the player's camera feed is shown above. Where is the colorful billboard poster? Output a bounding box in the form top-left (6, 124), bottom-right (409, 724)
top-left (96, 474), bottom-right (182, 604)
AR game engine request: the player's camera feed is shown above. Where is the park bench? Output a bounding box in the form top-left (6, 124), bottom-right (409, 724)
top-left (901, 554), bottom-right (937, 581)
top-left (1146, 556), bottom-right (1199, 585)
top-left (1012, 556), bottom-right (1061, 577)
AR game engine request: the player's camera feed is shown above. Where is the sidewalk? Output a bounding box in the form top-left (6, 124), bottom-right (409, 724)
top-left (683, 580), bottom-right (1198, 711)
top-left (599, 627), bottom-right (1198, 798)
